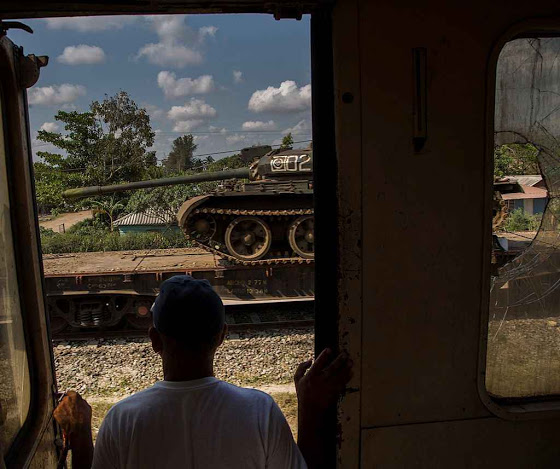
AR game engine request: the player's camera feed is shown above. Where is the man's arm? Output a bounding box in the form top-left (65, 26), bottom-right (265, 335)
top-left (294, 349), bottom-right (353, 469)
top-left (53, 391), bottom-right (93, 469)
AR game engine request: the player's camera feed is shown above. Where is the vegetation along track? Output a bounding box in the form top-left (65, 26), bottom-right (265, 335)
top-left (51, 300), bottom-right (315, 342)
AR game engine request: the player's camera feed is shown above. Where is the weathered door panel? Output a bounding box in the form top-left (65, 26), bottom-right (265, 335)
top-left (333, 0), bottom-right (560, 466)
top-left (361, 418), bottom-right (560, 468)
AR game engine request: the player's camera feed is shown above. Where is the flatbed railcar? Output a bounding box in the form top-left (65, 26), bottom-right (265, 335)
top-left (43, 252), bottom-right (314, 332)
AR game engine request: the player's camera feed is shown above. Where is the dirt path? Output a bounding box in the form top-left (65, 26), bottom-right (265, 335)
top-left (40, 210), bottom-right (93, 232)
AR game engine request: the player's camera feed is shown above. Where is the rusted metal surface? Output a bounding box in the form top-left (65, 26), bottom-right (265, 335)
top-left (44, 258), bottom-right (315, 332)
top-left (51, 299), bottom-right (315, 341)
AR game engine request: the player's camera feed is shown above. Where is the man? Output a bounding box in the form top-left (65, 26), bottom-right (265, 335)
top-left (54, 275), bottom-right (351, 468)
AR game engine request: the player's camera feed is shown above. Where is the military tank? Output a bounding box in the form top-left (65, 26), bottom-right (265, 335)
top-left (63, 145), bottom-right (314, 265)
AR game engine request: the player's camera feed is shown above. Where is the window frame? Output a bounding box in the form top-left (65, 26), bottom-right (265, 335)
top-left (0, 3), bottom-right (340, 464)
top-left (479, 17), bottom-right (560, 420)
top-left (0, 40), bottom-right (59, 466)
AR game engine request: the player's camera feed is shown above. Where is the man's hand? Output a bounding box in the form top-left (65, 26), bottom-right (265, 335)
top-left (294, 349), bottom-right (353, 469)
top-left (53, 391), bottom-right (92, 442)
top-left (294, 348), bottom-right (353, 414)
top-left (53, 391), bottom-right (94, 469)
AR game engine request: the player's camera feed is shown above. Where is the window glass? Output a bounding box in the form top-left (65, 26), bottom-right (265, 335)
top-left (0, 97), bottom-right (31, 453)
top-left (487, 37), bottom-right (560, 400)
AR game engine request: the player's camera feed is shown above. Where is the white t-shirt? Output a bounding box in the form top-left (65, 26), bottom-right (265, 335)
top-left (92, 377), bottom-right (307, 469)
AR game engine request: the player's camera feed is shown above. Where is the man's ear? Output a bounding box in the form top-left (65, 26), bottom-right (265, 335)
top-left (217, 323), bottom-right (228, 347)
top-left (149, 326), bottom-right (163, 355)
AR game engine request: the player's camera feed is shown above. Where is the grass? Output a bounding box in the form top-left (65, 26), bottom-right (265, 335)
top-left (88, 391), bottom-right (299, 443)
top-left (270, 392), bottom-right (298, 439)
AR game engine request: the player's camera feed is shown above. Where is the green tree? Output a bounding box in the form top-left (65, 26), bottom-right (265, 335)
top-left (90, 91), bottom-right (157, 183)
top-left (33, 161), bottom-right (84, 214)
top-left (504, 207), bottom-right (542, 232)
top-left (90, 197), bottom-right (125, 232)
top-left (494, 143), bottom-right (539, 177)
top-left (35, 91), bottom-right (158, 216)
top-left (163, 135), bottom-right (198, 172)
top-left (280, 132), bottom-right (294, 150)
top-left (125, 154), bottom-right (247, 222)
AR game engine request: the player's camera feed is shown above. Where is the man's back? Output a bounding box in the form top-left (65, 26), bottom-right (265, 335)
top-left (92, 377), bottom-right (306, 469)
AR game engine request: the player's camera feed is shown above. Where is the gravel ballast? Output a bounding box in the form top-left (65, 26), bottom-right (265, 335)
top-left (54, 328), bottom-right (313, 398)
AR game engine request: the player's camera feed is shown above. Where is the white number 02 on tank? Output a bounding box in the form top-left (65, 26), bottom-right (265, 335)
top-left (270, 154), bottom-right (312, 172)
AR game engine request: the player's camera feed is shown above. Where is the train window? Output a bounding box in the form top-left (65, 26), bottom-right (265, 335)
top-left (487, 37), bottom-right (560, 401)
top-left (8, 12), bottom-right (316, 441)
top-left (0, 95), bottom-right (31, 453)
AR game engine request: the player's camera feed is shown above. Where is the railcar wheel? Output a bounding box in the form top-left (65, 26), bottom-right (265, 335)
top-left (288, 215), bottom-right (314, 259)
top-left (225, 216), bottom-right (272, 261)
top-left (126, 314), bottom-right (152, 330)
top-left (186, 213), bottom-right (217, 242)
top-left (126, 303), bottom-right (153, 330)
top-left (49, 316), bottom-right (69, 334)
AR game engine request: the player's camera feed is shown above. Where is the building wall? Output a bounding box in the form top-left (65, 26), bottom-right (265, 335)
top-left (533, 198), bottom-right (547, 214)
top-left (117, 225), bottom-right (181, 235)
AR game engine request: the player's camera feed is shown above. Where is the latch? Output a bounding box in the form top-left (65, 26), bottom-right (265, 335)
top-left (20, 54), bottom-right (49, 88)
top-left (266, 3), bottom-right (304, 20)
top-left (0, 20), bottom-right (33, 36)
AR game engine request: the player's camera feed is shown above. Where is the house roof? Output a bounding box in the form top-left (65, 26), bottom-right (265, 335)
top-left (505, 175), bottom-right (543, 187)
top-left (501, 185), bottom-right (548, 200)
top-left (113, 211), bottom-right (175, 226)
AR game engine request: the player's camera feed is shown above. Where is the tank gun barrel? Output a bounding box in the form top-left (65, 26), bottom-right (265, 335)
top-left (62, 167), bottom-right (251, 199)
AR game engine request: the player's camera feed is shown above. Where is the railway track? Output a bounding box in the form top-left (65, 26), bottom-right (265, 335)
top-left (52, 299), bottom-right (314, 342)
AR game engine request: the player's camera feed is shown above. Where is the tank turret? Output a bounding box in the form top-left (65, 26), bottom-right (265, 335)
top-left (63, 146), bottom-right (314, 264)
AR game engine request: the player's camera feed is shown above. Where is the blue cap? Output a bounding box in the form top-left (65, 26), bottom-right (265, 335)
top-left (151, 275), bottom-right (225, 343)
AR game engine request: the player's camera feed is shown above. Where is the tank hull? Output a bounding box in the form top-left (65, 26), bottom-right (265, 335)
top-left (178, 192), bottom-right (314, 265)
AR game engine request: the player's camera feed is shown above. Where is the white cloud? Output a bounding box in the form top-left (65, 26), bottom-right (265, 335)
top-left (44, 16), bottom-right (136, 32)
top-left (137, 43), bottom-right (202, 67)
top-left (137, 16), bottom-right (217, 68)
top-left (28, 84), bottom-right (86, 106)
top-left (172, 120), bottom-right (205, 132)
top-left (209, 126), bottom-right (227, 134)
top-left (283, 119), bottom-right (311, 135)
top-left (199, 26), bottom-right (218, 38)
top-left (157, 71), bottom-right (214, 99)
top-left (233, 70), bottom-right (243, 84)
top-left (167, 98), bottom-right (217, 121)
top-left (226, 134), bottom-right (249, 145)
top-left (143, 104), bottom-right (164, 120)
top-left (39, 122), bottom-right (59, 132)
top-left (248, 80), bottom-right (311, 113)
top-left (242, 120), bottom-right (277, 131)
top-left (57, 45), bottom-right (106, 65)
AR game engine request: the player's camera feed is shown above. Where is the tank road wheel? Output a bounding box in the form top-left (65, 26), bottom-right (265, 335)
top-left (186, 213), bottom-right (217, 242)
top-left (225, 216), bottom-right (272, 261)
top-left (288, 215), bottom-right (315, 259)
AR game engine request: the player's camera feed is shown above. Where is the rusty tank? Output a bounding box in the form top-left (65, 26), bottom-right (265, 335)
top-left (63, 145), bottom-right (314, 265)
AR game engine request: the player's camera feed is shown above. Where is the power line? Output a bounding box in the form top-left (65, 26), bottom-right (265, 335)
top-left (38, 139), bottom-right (312, 173)
top-left (153, 130), bottom-right (311, 136)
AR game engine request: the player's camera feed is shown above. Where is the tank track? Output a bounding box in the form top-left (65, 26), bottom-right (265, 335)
top-left (185, 207), bottom-right (314, 266)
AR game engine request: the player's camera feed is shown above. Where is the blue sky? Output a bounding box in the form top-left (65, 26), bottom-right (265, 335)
top-left (8, 14), bottom-right (311, 161)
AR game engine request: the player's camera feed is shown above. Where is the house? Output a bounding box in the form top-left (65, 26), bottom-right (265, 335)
top-left (113, 211), bottom-right (181, 235)
top-left (498, 175), bottom-right (548, 215)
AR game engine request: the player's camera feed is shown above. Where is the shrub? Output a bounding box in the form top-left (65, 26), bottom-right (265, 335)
top-left (40, 229), bottom-right (192, 254)
top-left (504, 208), bottom-right (542, 232)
